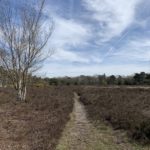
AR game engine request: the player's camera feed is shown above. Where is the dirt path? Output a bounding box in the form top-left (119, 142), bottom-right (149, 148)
top-left (56, 93), bottom-right (148, 150)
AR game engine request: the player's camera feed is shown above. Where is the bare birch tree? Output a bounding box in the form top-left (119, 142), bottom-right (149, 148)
top-left (0, 0), bottom-right (53, 101)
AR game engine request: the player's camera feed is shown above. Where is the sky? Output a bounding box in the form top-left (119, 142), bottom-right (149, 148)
top-left (37, 0), bottom-right (150, 77)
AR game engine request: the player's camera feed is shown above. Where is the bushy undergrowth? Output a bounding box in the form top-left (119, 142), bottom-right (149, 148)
top-left (0, 86), bottom-right (74, 150)
top-left (79, 87), bottom-right (150, 144)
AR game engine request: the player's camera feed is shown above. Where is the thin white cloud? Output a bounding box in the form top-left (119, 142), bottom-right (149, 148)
top-left (42, 5), bottom-right (93, 63)
top-left (113, 38), bottom-right (150, 61)
top-left (51, 48), bottom-right (90, 63)
top-left (82, 0), bottom-right (142, 42)
top-left (51, 16), bottom-right (91, 48)
top-left (49, 16), bottom-right (105, 64)
top-left (51, 47), bottom-right (104, 64)
top-left (44, 13), bottom-right (93, 63)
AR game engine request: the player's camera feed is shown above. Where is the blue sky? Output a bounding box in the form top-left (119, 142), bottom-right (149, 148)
top-left (38, 0), bottom-right (150, 77)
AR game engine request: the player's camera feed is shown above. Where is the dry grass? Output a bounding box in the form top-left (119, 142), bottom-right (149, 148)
top-left (79, 86), bottom-right (150, 145)
top-left (0, 86), bottom-right (74, 150)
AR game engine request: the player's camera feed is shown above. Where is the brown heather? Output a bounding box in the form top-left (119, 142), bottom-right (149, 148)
top-left (79, 87), bottom-right (150, 144)
top-left (0, 86), bottom-right (74, 150)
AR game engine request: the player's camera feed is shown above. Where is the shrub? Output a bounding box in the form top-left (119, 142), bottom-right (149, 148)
top-left (79, 87), bottom-right (150, 144)
top-left (0, 86), bottom-right (74, 150)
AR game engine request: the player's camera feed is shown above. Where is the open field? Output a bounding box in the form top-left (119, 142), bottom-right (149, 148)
top-left (79, 86), bottom-right (150, 146)
top-left (0, 86), bottom-right (150, 150)
top-left (0, 86), bottom-right (74, 150)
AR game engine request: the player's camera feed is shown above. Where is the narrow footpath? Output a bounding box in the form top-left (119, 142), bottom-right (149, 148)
top-left (56, 93), bottom-right (148, 150)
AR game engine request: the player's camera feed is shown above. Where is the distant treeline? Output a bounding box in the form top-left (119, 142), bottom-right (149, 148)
top-left (40, 72), bottom-right (150, 86)
top-left (1, 69), bottom-right (150, 87)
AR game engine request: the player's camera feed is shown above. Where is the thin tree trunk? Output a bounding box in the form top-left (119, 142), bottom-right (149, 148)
top-left (17, 79), bottom-right (27, 101)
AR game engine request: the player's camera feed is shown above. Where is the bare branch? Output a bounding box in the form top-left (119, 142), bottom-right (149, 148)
top-left (0, 0), bottom-right (54, 101)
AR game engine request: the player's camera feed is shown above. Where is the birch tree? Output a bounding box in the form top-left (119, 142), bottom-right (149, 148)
top-left (0, 0), bottom-right (53, 101)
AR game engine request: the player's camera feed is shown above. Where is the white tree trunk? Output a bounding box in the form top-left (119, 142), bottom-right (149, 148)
top-left (17, 79), bottom-right (27, 101)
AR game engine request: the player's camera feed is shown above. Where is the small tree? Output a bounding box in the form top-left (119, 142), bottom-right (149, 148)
top-left (0, 0), bottom-right (53, 101)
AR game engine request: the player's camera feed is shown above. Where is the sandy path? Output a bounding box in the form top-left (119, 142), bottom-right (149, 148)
top-left (56, 93), bottom-right (146, 150)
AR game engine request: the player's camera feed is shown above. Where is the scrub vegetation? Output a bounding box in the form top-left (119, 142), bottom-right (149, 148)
top-left (79, 87), bottom-right (150, 145)
top-left (0, 86), bottom-right (74, 150)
